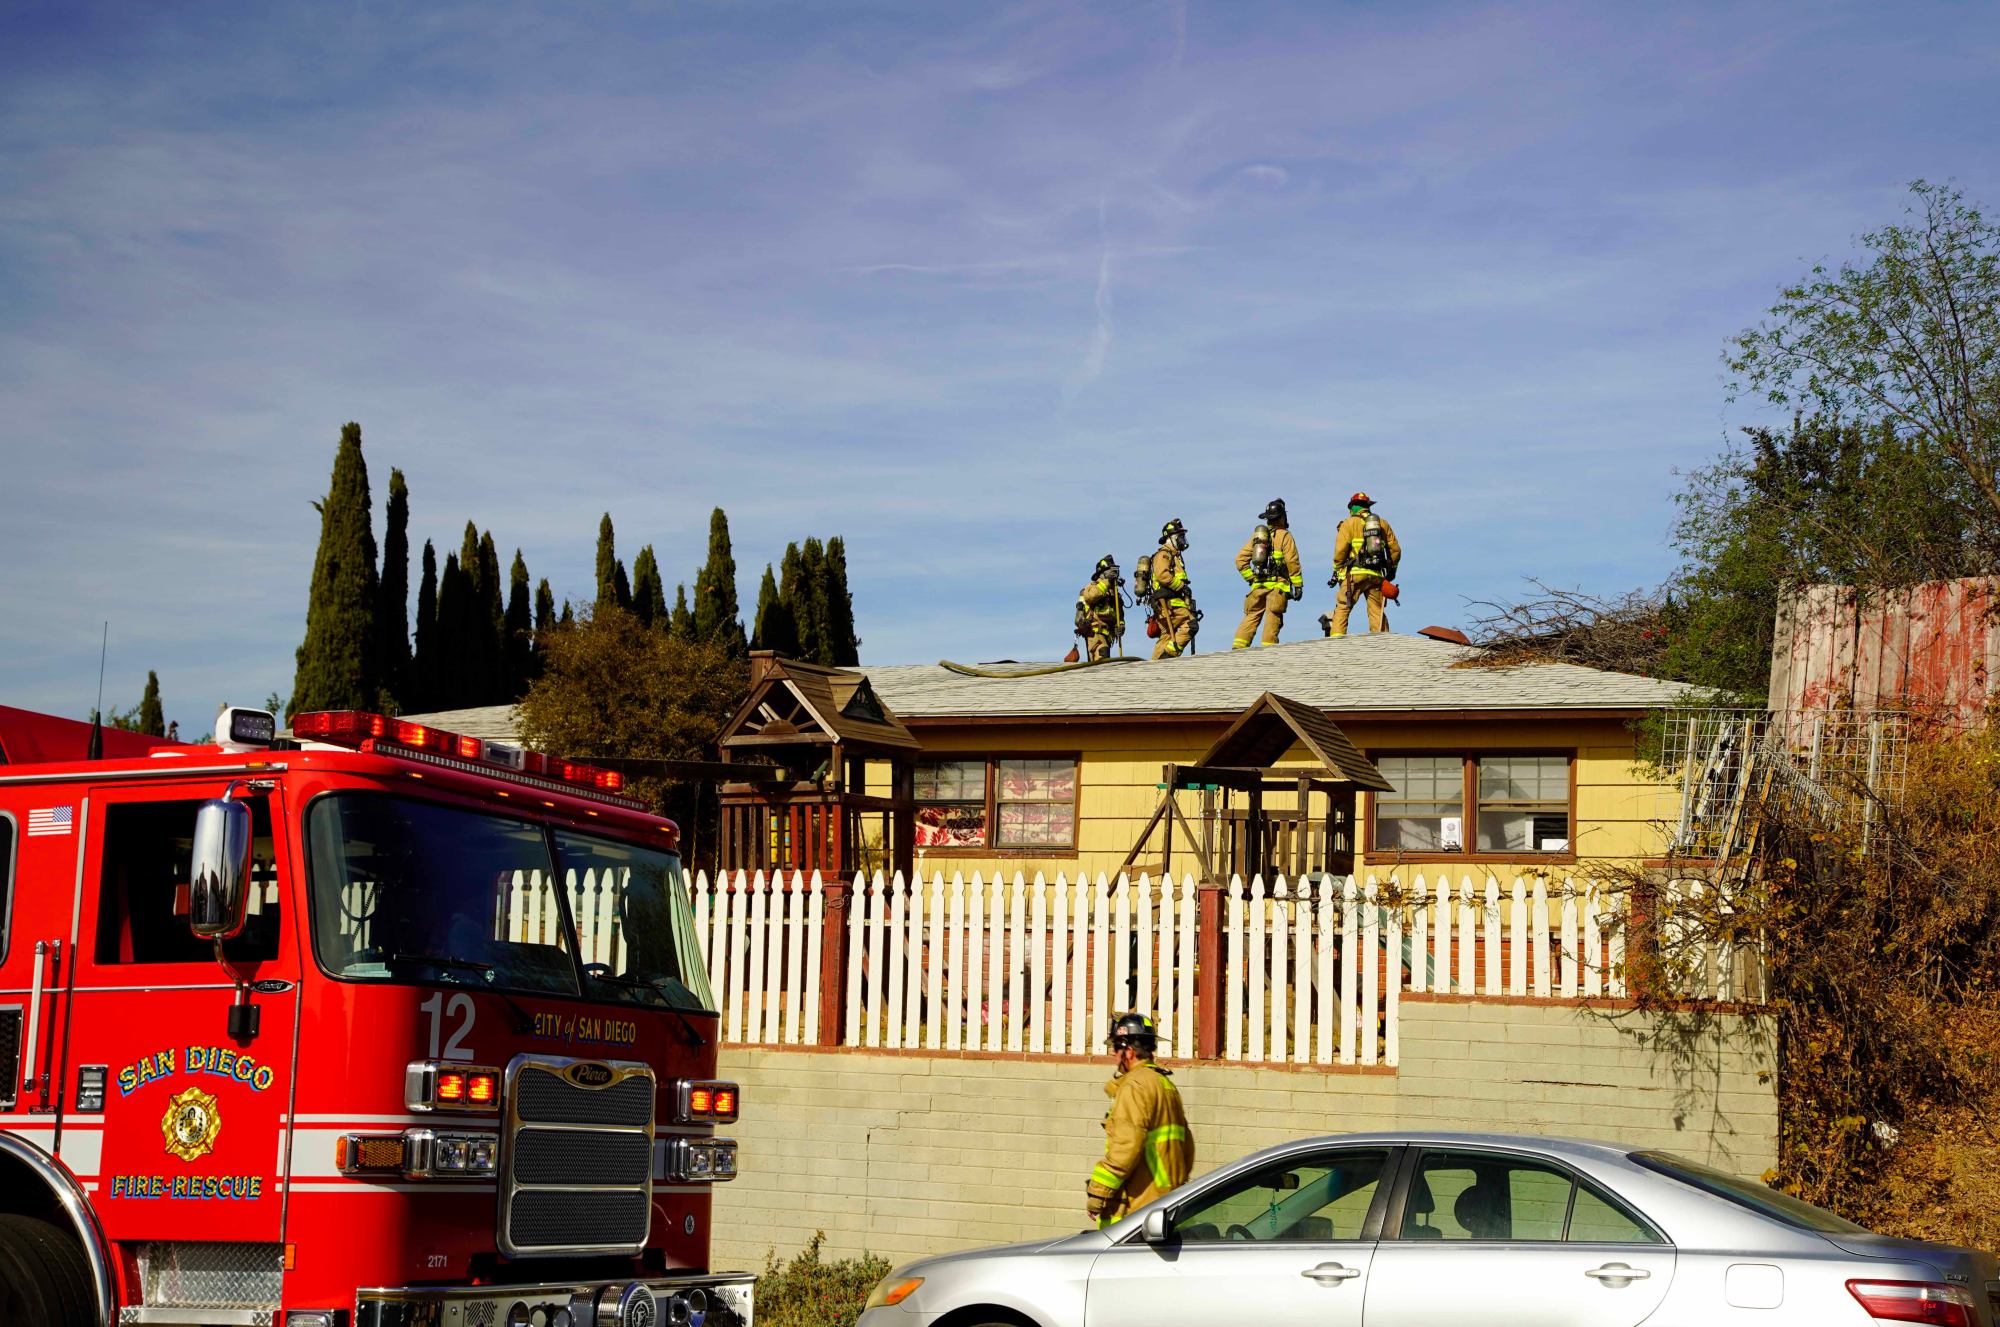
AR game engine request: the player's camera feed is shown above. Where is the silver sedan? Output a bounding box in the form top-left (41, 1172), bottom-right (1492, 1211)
top-left (857, 1131), bottom-right (1997, 1326)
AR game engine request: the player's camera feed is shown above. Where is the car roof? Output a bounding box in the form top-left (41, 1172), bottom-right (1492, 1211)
top-left (1243, 1130), bottom-right (1642, 1164)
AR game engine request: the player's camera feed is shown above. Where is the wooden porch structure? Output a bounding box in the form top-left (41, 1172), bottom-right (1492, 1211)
top-left (1118, 691), bottom-right (1393, 1057)
top-left (716, 652), bottom-right (920, 1043)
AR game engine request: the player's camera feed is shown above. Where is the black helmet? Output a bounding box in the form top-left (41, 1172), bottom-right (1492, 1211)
top-left (1107, 1011), bottom-right (1159, 1052)
top-left (1094, 554), bottom-right (1119, 578)
top-left (1260, 498), bottom-right (1288, 526)
top-left (1159, 518), bottom-right (1188, 549)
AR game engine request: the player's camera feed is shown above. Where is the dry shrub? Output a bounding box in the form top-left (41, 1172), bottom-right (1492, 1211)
top-left (755, 1232), bottom-right (893, 1327)
top-left (1641, 725), bottom-right (2000, 1233)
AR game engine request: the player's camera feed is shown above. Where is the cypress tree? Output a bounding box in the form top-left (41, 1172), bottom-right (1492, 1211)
top-left (631, 546), bottom-right (668, 629)
top-left (692, 507), bottom-right (747, 656)
top-left (136, 671), bottom-right (165, 737)
top-left (595, 513), bottom-right (630, 611)
top-left (670, 585), bottom-right (695, 641)
top-left (777, 542), bottom-right (809, 660)
top-left (796, 537), bottom-right (830, 664)
top-left (436, 551), bottom-right (469, 708)
top-left (752, 563), bottom-right (799, 657)
top-left (412, 540), bottom-right (439, 711)
top-left (505, 550), bottom-right (533, 698)
top-left (291, 421), bottom-right (380, 717)
top-left (532, 576), bottom-right (556, 677)
top-left (825, 535), bottom-right (860, 666)
top-left (560, 600), bottom-right (574, 626)
top-left (477, 530), bottom-right (505, 703)
top-left (377, 467), bottom-right (412, 707)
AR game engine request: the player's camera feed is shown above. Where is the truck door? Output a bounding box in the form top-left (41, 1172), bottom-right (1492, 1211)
top-left (62, 782), bottom-right (301, 1282)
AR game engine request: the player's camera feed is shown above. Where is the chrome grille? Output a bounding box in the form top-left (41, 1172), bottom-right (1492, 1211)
top-left (500, 1055), bottom-right (655, 1258)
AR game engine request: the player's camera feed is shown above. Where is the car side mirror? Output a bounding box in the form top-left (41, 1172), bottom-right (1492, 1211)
top-left (190, 798), bottom-right (253, 940)
top-left (1141, 1209), bottom-right (1171, 1245)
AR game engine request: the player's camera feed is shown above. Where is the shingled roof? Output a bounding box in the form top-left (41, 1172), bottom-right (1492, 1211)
top-left (1199, 692), bottom-right (1395, 791)
top-left (863, 631), bottom-right (1690, 720)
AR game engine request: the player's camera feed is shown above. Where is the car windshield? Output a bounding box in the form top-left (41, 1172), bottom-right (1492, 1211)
top-left (306, 793), bottom-right (715, 1012)
top-left (1630, 1151), bottom-right (1870, 1234)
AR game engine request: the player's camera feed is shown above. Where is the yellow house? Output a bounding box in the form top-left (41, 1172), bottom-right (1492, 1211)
top-left (859, 630), bottom-right (1688, 882)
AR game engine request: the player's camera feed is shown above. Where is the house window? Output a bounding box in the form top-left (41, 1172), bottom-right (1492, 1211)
top-left (1477, 756), bottom-right (1571, 852)
top-left (915, 761), bottom-right (989, 848)
top-left (1373, 755), bottom-right (1465, 851)
top-left (1370, 753), bottom-right (1574, 856)
top-left (915, 757), bottom-right (1079, 851)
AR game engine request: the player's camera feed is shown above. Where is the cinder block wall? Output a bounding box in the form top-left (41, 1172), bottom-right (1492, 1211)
top-left (709, 999), bottom-right (1775, 1273)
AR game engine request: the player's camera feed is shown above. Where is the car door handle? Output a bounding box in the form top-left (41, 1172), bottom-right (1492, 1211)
top-left (1301, 1262), bottom-right (1362, 1284)
top-left (1584, 1264), bottom-right (1651, 1283)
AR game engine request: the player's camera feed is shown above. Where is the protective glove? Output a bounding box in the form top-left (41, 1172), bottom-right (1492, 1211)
top-left (1289, 583), bottom-right (1304, 602)
top-left (1086, 1180), bottom-right (1117, 1221)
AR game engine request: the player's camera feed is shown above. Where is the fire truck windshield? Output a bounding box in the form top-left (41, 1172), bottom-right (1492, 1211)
top-left (305, 794), bottom-right (715, 1013)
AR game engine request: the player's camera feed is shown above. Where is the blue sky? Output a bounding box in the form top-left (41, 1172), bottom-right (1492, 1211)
top-left (3, 1), bottom-right (1996, 736)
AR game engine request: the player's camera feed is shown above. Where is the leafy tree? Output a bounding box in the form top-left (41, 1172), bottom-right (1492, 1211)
top-left (377, 467), bottom-right (412, 707)
top-left (412, 540), bottom-right (439, 711)
top-left (595, 513), bottom-right (630, 612)
top-left (516, 604), bottom-right (750, 863)
top-left (670, 585), bottom-right (694, 641)
top-left (630, 545), bottom-right (668, 630)
top-left (505, 550), bottom-right (533, 698)
top-left (1728, 181), bottom-right (2000, 566)
top-left (824, 535), bottom-right (860, 665)
top-left (291, 422), bottom-right (380, 717)
top-left (751, 563), bottom-right (799, 656)
top-left (692, 507), bottom-right (748, 655)
top-left (793, 538), bottom-right (830, 664)
top-left (132, 672), bottom-right (165, 736)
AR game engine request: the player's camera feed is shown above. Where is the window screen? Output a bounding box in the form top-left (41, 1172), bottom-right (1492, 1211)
top-left (995, 759), bottom-right (1076, 849)
top-left (915, 761), bottom-right (988, 847)
top-left (1373, 755), bottom-right (1464, 851)
top-left (1476, 756), bottom-right (1570, 852)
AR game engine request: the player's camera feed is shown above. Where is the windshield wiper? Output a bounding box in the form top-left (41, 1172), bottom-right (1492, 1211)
top-left (583, 970), bottom-right (710, 1047)
top-left (373, 953), bottom-right (538, 1033)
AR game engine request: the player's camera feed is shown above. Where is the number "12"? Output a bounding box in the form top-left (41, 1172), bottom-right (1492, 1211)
top-left (418, 992), bottom-right (476, 1060)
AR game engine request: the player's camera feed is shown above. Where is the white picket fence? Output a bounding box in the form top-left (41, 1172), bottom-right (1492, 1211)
top-left (688, 870), bottom-right (1650, 1069)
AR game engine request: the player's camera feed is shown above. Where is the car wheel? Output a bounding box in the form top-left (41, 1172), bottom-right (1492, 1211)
top-left (0, 1214), bottom-right (94, 1327)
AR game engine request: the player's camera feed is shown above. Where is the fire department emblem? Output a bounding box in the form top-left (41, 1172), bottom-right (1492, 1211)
top-left (161, 1086), bottom-right (222, 1161)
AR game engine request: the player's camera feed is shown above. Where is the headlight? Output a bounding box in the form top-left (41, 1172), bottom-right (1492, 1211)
top-left (665, 1137), bottom-right (739, 1183)
top-left (864, 1276), bottom-right (923, 1311)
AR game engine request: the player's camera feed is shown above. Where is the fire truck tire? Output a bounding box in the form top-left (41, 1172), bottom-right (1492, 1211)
top-left (0, 1213), bottom-right (93, 1327)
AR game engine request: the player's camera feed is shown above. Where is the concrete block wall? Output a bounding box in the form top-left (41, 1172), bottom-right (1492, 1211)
top-left (709, 998), bottom-right (1775, 1273)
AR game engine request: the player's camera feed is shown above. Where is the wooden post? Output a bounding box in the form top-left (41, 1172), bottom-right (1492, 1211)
top-left (1197, 880), bottom-right (1224, 1060)
top-left (818, 877), bottom-right (851, 1046)
top-left (890, 759), bottom-right (915, 881)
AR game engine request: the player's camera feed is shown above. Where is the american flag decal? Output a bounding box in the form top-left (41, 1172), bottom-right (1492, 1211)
top-left (27, 806), bottom-right (74, 837)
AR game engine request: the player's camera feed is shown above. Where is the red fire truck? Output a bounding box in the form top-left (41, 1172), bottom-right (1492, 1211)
top-left (0, 705), bottom-right (750, 1327)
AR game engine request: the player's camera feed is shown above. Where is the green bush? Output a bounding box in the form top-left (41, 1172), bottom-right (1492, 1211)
top-left (756, 1232), bottom-right (894, 1327)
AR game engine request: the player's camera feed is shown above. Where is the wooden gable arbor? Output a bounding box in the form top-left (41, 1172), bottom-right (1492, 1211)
top-left (716, 652), bottom-right (919, 880)
top-left (1120, 691), bottom-right (1393, 883)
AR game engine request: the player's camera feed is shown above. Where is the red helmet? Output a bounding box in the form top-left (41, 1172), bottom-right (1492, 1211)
top-left (1348, 491), bottom-right (1374, 508)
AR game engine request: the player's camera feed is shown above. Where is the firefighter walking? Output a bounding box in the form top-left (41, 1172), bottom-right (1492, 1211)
top-left (1145, 519), bottom-right (1197, 660)
top-left (1085, 1013), bottom-right (1194, 1228)
top-left (1074, 555), bottom-right (1125, 662)
top-left (1234, 498), bottom-right (1304, 647)
top-left (1329, 491), bottom-right (1401, 635)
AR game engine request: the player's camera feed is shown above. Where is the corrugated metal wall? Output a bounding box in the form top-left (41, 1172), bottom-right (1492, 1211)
top-left (1769, 578), bottom-right (1999, 727)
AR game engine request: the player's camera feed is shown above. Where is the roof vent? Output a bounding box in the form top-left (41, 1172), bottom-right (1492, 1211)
top-left (1418, 626), bottom-right (1471, 645)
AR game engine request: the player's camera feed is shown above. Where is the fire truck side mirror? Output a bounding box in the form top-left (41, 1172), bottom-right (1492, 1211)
top-left (190, 798), bottom-right (253, 940)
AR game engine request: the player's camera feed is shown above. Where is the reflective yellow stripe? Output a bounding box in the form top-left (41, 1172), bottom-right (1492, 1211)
top-left (1143, 1124), bottom-right (1189, 1188)
top-left (1091, 1163), bottom-right (1123, 1189)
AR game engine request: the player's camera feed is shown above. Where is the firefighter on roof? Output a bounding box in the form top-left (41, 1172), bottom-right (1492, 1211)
top-left (1329, 491), bottom-right (1401, 635)
top-left (1234, 498), bottom-right (1304, 647)
top-left (1146, 519), bottom-right (1197, 660)
top-left (1086, 1012), bottom-right (1194, 1228)
top-left (1074, 555), bottom-right (1125, 662)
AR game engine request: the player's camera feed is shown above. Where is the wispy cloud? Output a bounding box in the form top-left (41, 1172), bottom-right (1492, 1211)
top-left (2, 0), bottom-right (1997, 727)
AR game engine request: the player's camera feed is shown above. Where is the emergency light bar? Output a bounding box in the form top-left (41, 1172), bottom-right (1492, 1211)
top-left (291, 710), bottom-right (649, 810)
